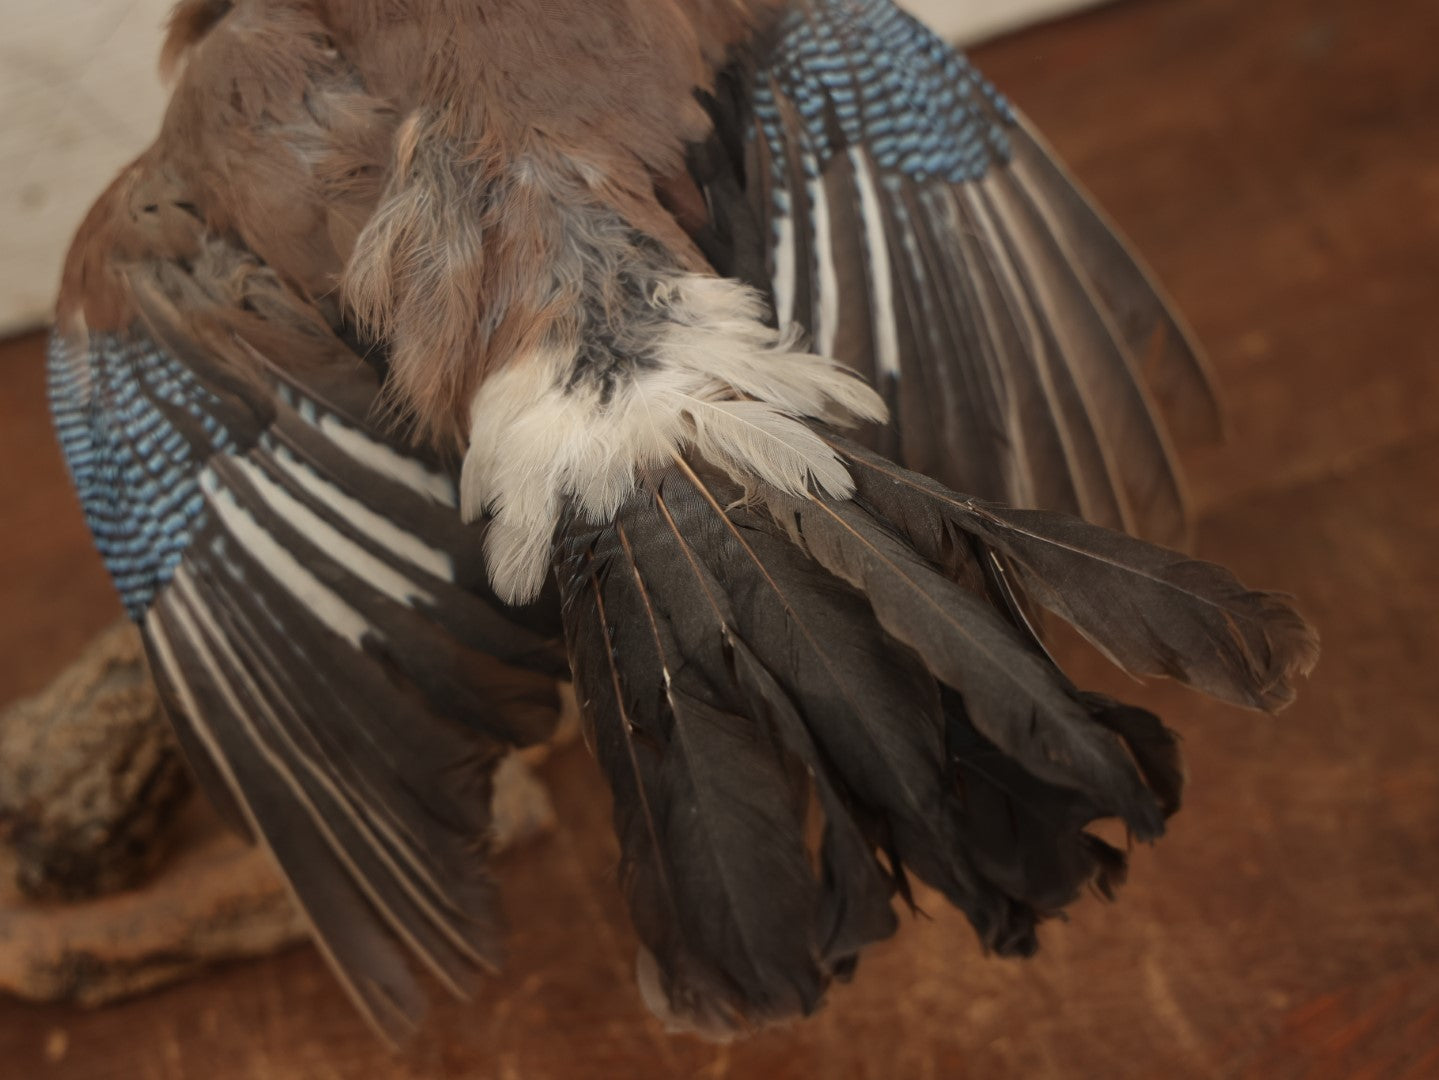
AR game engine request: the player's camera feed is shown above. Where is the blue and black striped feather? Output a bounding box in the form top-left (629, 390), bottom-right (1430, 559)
top-left (48, 301), bottom-right (566, 1042)
top-left (690, 0), bottom-right (1221, 546)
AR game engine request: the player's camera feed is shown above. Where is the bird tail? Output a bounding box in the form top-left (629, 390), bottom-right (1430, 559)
top-left (447, 206), bottom-right (1314, 1035)
top-left (553, 431), bottom-right (1316, 1036)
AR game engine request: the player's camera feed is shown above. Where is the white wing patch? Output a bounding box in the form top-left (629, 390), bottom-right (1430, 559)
top-left (280, 386), bottom-right (459, 508)
top-left (266, 439), bottom-right (455, 582)
top-left (850, 149), bottom-right (901, 380)
top-left (807, 159), bottom-right (840, 360)
top-left (225, 457), bottom-right (436, 610)
top-left (773, 203), bottom-right (798, 331)
top-left (200, 469), bottom-right (373, 646)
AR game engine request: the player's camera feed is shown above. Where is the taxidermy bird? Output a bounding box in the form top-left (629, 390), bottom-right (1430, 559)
top-left (50, 0), bottom-right (1317, 1042)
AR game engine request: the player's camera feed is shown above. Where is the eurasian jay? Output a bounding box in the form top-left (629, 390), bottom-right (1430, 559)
top-left (49, 0), bottom-right (1317, 1041)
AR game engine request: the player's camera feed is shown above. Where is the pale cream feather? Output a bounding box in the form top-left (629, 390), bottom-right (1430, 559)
top-left (462, 274), bottom-right (887, 604)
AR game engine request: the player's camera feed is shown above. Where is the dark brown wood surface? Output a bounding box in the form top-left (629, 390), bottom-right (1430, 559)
top-left (2, 0), bottom-right (1436, 1075)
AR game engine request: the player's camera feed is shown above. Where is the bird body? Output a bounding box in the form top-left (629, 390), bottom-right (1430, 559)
top-left (52, 0), bottom-right (1316, 1042)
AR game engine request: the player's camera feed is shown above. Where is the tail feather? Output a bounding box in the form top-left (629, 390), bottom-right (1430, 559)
top-left (559, 488), bottom-right (828, 1036)
top-left (1083, 694), bottom-right (1187, 818)
top-left (552, 438), bottom-right (1315, 1034)
top-left (766, 489), bottom-right (1166, 841)
top-left (831, 435), bottom-right (1320, 711)
top-left (726, 632), bottom-right (900, 967)
top-left (710, 493), bottom-right (1028, 951)
top-left (631, 480), bottom-right (902, 965)
top-left (944, 689), bottom-right (1130, 914)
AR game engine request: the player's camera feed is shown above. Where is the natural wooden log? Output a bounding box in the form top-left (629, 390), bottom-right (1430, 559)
top-left (0, 622), bottom-right (188, 901)
top-left (0, 807), bottom-right (304, 1007)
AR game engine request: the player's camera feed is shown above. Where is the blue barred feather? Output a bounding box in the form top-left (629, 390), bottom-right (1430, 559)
top-left (47, 334), bottom-right (230, 618)
top-left (754, 0), bottom-right (1015, 186)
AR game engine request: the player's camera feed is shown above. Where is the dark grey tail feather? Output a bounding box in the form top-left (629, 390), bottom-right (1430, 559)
top-left (553, 452), bottom-right (1260, 1033)
top-left (763, 489), bottom-right (1167, 840)
top-left (1082, 694), bottom-right (1187, 818)
top-left (944, 689), bottom-right (1131, 916)
top-left (710, 494), bottom-right (1034, 948)
top-left (830, 434), bottom-right (1320, 711)
top-left (723, 631), bottom-right (901, 967)
top-left (558, 486), bottom-right (830, 1036)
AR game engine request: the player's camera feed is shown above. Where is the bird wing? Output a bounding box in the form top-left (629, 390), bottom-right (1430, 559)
top-left (687, 0), bottom-right (1221, 545)
top-left (49, 257), bottom-right (565, 1041)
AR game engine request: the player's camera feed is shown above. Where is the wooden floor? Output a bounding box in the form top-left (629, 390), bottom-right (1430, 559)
top-left (2, 0), bottom-right (1437, 1075)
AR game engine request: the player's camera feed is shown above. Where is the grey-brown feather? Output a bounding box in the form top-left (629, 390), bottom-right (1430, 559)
top-left (1006, 118), bottom-right (1223, 447)
top-left (146, 568), bottom-right (505, 1043)
top-left (100, 290), bottom-right (568, 1041)
top-left (692, 33), bottom-right (1220, 545)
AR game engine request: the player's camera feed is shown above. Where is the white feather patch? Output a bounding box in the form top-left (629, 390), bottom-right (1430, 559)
top-left (462, 274), bottom-right (887, 604)
top-left (267, 441), bottom-right (455, 582)
top-left (807, 159), bottom-right (840, 359)
top-left (280, 386), bottom-right (459, 508)
top-left (201, 470), bottom-right (374, 646)
top-left (850, 148), bottom-right (901, 381)
top-left (685, 398), bottom-right (855, 498)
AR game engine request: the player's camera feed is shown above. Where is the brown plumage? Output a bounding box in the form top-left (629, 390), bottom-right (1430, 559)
top-left (67, 0), bottom-right (778, 441)
top-left (51, 0), bottom-right (1315, 1044)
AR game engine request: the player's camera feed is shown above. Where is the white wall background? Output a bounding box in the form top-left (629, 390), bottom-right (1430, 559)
top-left (0, 0), bottom-right (1103, 334)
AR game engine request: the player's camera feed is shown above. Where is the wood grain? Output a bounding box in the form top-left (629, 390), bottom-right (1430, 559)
top-left (1, 0), bottom-right (1435, 1075)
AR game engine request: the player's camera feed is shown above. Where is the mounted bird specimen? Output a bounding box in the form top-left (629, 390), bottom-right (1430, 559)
top-left (49, 0), bottom-right (1317, 1042)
